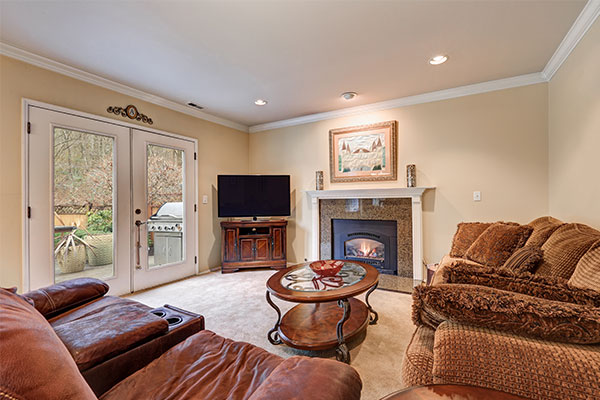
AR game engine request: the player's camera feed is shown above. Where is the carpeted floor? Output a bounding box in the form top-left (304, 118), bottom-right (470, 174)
top-left (126, 269), bottom-right (415, 400)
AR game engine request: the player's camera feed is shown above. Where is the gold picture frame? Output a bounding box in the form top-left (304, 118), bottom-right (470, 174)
top-left (329, 120), bottom-right (397, 183)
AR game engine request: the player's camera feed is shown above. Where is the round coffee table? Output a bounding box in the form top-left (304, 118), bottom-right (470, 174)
top-left (265, 260), bottom-right (379, 363)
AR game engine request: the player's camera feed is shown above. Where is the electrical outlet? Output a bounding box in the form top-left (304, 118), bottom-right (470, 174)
top-left (473, 191), bottom-right (481, 202)
top-left (202, 195), bottom-right (208, 204)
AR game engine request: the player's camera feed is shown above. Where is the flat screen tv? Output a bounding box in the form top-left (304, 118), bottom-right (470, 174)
top-left (218, 175), bottom-right (290, 219)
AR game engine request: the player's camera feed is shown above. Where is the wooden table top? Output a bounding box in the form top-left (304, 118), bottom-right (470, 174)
top-left (381, 384), bottom-right (527, 400)
top-left (266, 260), bottom-right (379, 303)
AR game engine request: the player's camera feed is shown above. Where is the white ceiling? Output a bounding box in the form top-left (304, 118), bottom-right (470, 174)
top-left (0, 1), bottom-right (586, 127)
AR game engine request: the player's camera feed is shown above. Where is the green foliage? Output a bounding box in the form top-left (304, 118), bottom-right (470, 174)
top-left (372, 165), bottom-right (382, 171)
top-left (87, 209), bottom-right (113, 233)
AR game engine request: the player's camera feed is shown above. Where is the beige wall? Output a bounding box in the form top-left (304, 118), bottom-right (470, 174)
top-left (249, 84), bottom-right (549, 267)
top-left (549, 18), bottom-right (600, 228)
top-left (0, 55), bottom-right (249, 290)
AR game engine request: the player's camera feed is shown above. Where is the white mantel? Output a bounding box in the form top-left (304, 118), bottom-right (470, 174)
top-left (306, 187), bottom-right (434, 281)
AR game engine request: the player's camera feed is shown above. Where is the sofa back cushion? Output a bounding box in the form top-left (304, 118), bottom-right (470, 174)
top-left (569, 240), bottom-right (600, 292)
top-left (24, 277), bottom-right (109, 318)
top-left (449, 222), bottom-right (492, 258)
top-left (536, 223), bottom-right (600, 279)
top-left (525, 216), bottom-right (563, 248)
top-left (0, 288), bottom-right (97, 400)
top-left (464, 223), bottom-right (532, 268)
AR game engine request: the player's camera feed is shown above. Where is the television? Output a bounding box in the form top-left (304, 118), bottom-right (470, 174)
top-left (218, 175), bottom-right (290, 219)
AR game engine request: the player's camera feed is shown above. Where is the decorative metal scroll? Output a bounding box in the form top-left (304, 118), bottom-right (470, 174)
top-left (107, 104), bottom-right (153, 125)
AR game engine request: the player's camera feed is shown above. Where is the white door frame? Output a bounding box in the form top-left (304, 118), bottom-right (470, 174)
top-left (22, 99), bottom-right (199, 292)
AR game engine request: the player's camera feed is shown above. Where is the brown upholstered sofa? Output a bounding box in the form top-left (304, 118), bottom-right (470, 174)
top-left (402, 217), bottom-right (600, 400)
top-left (1, 280), bottom-right (362, 400)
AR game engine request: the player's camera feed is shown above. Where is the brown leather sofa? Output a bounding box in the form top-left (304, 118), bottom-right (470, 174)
top-left (0, 281), bottom-right (362, 400)
top-left (20, 278), bottom-right (205, 396)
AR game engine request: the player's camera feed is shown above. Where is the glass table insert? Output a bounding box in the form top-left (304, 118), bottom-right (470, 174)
top-left (281, 262), bottom-right (367, 292)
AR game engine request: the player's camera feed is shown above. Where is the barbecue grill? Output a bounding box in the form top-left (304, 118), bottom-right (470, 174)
top-left (147, 202), bottom-right (183, 265)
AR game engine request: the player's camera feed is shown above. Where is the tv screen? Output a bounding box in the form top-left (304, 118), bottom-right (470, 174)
top-left (218, 175), bottom-right (290, 218)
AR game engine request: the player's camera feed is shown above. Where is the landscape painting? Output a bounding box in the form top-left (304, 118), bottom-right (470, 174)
top-left (329, 121), bottom-right (397, 182)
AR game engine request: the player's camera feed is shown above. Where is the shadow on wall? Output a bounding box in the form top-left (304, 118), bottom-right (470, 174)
top-left (209, 185), bottom-right (221, 271)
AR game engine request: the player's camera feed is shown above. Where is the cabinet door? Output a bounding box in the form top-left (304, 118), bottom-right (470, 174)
top-left (223, 229), bottom-right (237, 262)
top-left (271, 227), bottom-right (285, 260)
top-left (240, 239), bottom-right (254, 261)
top-left (255, 238), bottom-right (270, 260)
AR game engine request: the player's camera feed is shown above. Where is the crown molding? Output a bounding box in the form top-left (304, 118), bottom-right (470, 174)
top-left (249, 72), bottom-right (546, 133)
top-left (0, 42), bottom-right (249, 133)
top-left (542, 0), bottom-right (600, 80)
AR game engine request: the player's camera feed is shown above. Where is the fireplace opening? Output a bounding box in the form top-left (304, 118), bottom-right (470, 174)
top-left (332, 219), bottom-right (397, 275)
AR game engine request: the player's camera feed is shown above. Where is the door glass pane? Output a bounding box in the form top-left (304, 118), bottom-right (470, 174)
top-left (53, 128), bottom-right (114, 283)
top-left (146, 144), bottom-right (184, 268)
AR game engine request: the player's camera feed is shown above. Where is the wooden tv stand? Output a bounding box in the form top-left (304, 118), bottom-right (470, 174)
top-left (220, 219), bottom-right (287, 273)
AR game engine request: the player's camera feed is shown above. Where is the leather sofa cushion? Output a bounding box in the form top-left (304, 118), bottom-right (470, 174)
top-left (50, 295), bottom-right (151, 327)
top-left (101, 330), bottom-right (284, 400)
top-left (24, 278), bottom-right (109, 318)
top-left (569, 240), bottom-right (600, 292)
top-left (247, 356), bottom-right (362, 400)
top-left (0, 288), bottom-right (96, 400)
top-left (449, 222), bottom-right (492, 258)
top-left (536, 223), bottom-right (600, 279)
top-left (525, 216), bottom-right (563, 248)
top-left (55, 302), bottom-right (168, 371)
top-left (433, 322), bottom-right (600, 400)
top-left (464, 222), bottom-right (533, 267)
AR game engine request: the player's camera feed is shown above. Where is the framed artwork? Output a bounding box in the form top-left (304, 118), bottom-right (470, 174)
top-left (329, 120), bottom-right (397, 183)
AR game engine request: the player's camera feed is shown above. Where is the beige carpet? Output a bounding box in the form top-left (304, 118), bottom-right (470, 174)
top-left (126, 269), bottom-right (415, 400)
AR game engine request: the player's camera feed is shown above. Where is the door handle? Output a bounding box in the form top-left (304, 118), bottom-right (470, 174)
top-left (135, 220), bottom-right (147, 270)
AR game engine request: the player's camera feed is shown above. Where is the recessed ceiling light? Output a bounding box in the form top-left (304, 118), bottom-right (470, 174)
top-left (341, 92), bottom-right (357, 100)
top-left (254, 99), bottom-right (268, 106)
top-left (429, 55), bottom-right (448, 65)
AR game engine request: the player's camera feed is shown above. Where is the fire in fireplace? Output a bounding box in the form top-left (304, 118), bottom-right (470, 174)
top-left (332, 219), bottom-right (397, 275)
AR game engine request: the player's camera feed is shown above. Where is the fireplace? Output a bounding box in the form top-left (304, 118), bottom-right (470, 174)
top-left (332, 219), bottom-right (397, 275)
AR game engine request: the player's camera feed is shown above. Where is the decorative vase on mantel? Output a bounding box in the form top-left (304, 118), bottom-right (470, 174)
top-left (406, 164), bottom-right (416, 188)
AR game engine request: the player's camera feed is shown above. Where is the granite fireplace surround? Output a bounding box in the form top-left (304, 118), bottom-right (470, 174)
top-left (320, 198), bottom-right (413, 278)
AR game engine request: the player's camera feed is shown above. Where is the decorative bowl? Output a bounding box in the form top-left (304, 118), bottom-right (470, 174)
top-left (309, 260), bottom-right (344, 277)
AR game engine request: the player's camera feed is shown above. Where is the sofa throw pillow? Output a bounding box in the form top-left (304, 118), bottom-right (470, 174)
top-left (501, 246), bottom-right (544, 274)
top-left (442, 261), bottom-right (600, 307)
top-left (536, 223), bottom-right (600, 279)
top-left (449, 222), bottom-right (492, 258)
top-left (525, 216), bottom-right (563, 248)
top-left (464, 223), bottom-right (533, 268)
top-left (569, 240), bottom-right (600, 292)
top-left (412, 283), bottom-right (600, 344)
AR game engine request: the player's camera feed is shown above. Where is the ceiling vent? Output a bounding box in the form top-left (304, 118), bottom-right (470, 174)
top-left (187, 102), bottom-right (204, 110)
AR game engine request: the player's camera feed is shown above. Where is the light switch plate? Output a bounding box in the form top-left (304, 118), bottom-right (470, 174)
top-left (473, 191), bottom-right (481, 201)
top-left (202, 195), bottom-right (208, 204)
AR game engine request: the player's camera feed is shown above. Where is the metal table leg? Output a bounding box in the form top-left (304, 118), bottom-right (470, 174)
top-left (365, 282), bottom-right (379, 325)
top-left (335, 298), bottom-right (351, 363)
top-left (266, 291), bottom-right (283, 345)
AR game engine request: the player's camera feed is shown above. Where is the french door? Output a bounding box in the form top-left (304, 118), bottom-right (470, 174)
top-left (26, 104), bottom-right (196, 295)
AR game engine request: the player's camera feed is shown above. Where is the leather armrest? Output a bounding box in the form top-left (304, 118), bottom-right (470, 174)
top-left (24, 278), bottom-right (109, 318)
top-left (248, 356), bottom-right (362, 400)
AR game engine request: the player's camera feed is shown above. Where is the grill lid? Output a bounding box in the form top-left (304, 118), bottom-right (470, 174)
top-left (150, 202), bottom-right (183, 220)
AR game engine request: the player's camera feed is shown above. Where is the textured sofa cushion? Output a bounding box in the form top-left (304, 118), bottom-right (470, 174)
top-left (442, 262), bottom-right (600, 307)
top-left (569, 240), bottom-right (600, 291)
top-left (449, 222), bottom-right (492, 258)
top-left (525, 216), bottom-right (563, 248)
top-left (54, 303), bottom-right (169, 371)
top-left (432, 321), bottom-right (600, 400)
top-left (24, 277), bottom-right (109, 318)
top-left (464, 223), bottom-right (533, 267)
top-left (501, 246), bottom-right (544, 274)
top-left (101, 330), bottom-right (362, 400)
top-left (430, 254), bottom-right (483, 286)
top-left (400, 325), bottom-right (435, 387)
top-left (0, 288), bottom-right (96, 400)
top-left (412, 283), bottom-right (600, 344)
top-left (536, 223), bottom-right (600, 279)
